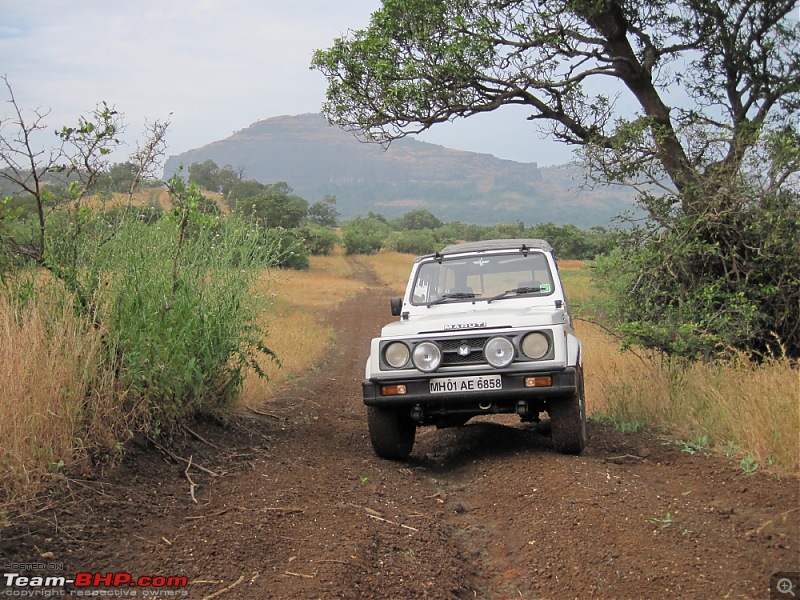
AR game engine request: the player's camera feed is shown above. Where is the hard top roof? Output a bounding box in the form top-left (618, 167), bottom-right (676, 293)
top-left (413, 239), bottom-right (553, 263)
top-left (439, 239), bottom-right (552, 255)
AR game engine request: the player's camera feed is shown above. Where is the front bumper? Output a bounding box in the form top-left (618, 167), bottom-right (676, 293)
top-left (363, 367), bottom-right (577, 407)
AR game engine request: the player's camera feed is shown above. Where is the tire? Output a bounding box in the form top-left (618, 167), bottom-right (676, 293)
top-left (549, 366), bottom-right (587, 455)
top-left (367, 406), bottom-right (416, 460)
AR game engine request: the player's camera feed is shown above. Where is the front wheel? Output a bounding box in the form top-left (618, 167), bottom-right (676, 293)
top-left (367, 406), bottom-right (416, 460)
top-left (549, 367), bottom-right (587, 455)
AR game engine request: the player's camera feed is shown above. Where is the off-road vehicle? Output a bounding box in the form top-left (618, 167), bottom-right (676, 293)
top-left (362, 239), bottom-right (586, 459)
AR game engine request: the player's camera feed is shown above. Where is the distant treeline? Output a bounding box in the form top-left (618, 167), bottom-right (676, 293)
top-left (184, 159), bottom-right (617, 262)
top-left (4, 159), bottom-right (616, 275)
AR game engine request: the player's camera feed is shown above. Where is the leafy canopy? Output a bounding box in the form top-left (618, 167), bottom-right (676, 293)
top-left (312, 0), bottom-right (799, 212)
top-left (313, 1), bottom-right (800, 359)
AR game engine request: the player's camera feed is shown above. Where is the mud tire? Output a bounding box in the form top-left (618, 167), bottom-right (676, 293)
top-left (549, 366), bottom-right (587, 455)
top-left (367, 406), bottom-right (416, 460)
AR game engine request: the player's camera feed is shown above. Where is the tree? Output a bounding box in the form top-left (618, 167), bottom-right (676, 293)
top-left (187, 160), bottom-right (221, 191)
top-left (232, 182), bottom-right (308, 229)
top-left (313, 0), bottom-right (798, 213)
top-left (100, 162), bottom-right (138, 193)
top-left (307, 194), bottom-right (340, 227)
top-left (226, 179), bottom-right (267, 207)
top-left (0, 76), bottom-right (169, 315)
top-left (216, 164), bottom-right (241, 195)
top-left (342, 216), bottom-right (391, 254)
top-left (313, 1), bottom-right (800, 358)
top-left (394, 208), bottom-right (442, 231)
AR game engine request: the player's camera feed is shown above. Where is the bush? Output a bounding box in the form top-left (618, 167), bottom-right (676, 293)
top-left (342, 217), bottom-right (391, 255)
top-left (592, 188), bottom-right (800, 360)
top-left (101, 217), bottom-right (279, 435)
top-left (384, 229), bottom-right (438, 255)
top-left (299, 224), bottom-right (339, 255)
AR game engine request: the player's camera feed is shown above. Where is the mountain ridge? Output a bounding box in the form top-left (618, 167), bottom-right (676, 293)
top-left (163, 113), bottom-right (638, 226)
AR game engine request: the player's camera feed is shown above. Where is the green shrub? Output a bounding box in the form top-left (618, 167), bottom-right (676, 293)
top-left (592, 189), bottom-right (800, 360)
top-left (263, 227), bottom-right (310, 269)
top-left (299, 224), bottom-right (339, 255)
top-left (384, 229), bottom-right (438, 255)
top-left (342, 217), bottom-right (391, 255)
top-left (100, 217), bottom-right (279, 435)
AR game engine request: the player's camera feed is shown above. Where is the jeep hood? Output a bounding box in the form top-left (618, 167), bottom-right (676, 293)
top-left (380, 303), bottom-right (568, 337)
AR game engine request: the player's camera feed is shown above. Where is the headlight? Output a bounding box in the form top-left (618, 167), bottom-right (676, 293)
top-left (412, 341), bottom-right (442, 372)
top-left (521, 332), bottom-right (549, 360)
top-left (384, 342), bottom-right (410, 368)
top-left (484, 336), bottom-right (515, 368)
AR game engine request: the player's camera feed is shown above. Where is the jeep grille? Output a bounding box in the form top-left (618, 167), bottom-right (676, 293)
top-left (441, 338), bottom-right (488, 366)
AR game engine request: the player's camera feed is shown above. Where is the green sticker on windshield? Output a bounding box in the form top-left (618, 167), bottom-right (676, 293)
top-left (540, 283), bottom-right (551, 292)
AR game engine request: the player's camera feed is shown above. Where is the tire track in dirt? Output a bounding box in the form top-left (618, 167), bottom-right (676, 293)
top-left (2, 259), bottom-right (797, 599)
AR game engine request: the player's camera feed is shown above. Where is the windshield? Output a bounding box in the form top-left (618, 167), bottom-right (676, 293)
top-left (410, 252), bottom-right (555, 306)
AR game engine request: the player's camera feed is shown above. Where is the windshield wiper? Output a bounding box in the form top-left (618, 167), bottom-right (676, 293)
top-left (487, 286), bottom-right (542, 304)
top-left (427, 292), bottom-right (479, 307)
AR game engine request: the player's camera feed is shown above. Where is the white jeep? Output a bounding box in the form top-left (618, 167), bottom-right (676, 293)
top-left (362, 239), bottom-right (586, 459)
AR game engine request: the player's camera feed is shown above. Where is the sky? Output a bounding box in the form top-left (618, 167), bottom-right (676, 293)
top-left (0, 0), bottom-right (577, 170)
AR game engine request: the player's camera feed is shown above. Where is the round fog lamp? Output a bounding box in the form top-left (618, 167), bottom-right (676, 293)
top-left (384, 342), bottom-right (410, 368)
top-left (485, 336), bottom-right (515, 368)
top-left (412, 341), bottom-right (442, 372)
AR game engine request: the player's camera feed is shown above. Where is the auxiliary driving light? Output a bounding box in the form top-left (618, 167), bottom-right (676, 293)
top-left (412, 341), bottom-right (442, 372)
top-left (484, 336), bottom-right (515, 368)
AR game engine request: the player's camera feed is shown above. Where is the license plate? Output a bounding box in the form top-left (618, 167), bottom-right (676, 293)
top-left (429, 375), bottom-right (502, 394)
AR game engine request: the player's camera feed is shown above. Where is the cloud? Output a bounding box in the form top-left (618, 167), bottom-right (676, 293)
top-left (0, 1), bottom-right (574, 166)
top-left (0, 25), bottom-right (26, 39)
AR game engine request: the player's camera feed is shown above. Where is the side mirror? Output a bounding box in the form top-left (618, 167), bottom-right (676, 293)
top-left (390, 297), bottom-right (402, 316)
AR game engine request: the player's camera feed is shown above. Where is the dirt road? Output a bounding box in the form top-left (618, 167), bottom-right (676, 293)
top-left (2, 265), bottom-right (798, 599)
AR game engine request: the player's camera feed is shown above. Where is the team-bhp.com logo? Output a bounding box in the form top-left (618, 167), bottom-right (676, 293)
top-left (3, 572), bottom-right (188, 597)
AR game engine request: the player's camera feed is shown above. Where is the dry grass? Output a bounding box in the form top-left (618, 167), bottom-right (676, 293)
top-left (582, 319), bottom-right (799, 475)
top-left (566, 261), bottom-right (798, 475)
top-left (0, 289), bottom-right (109, 501)
top-left (574, 298), bottom-right (798, 476)
top-left (557, 260), bottom-right (594, 306)
top-left (239, 250), bottom-right (369, 407)
top-left (84, 188), bottom-right (226, 213)
top-left (358, 251), bottom-right (415, 294)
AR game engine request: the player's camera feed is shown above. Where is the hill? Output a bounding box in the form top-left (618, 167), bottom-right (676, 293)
top-left (163, 113), bottom-right (639, 226)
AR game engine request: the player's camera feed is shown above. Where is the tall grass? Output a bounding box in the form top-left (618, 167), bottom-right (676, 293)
top-left (1, 214), bottom-right (281, 503)
top-left (98, 217), bottom-right (281, 434)
top-left (0, 285), bottom-right (124, 502)
top-left (559, 261), bottom-right (799, 476)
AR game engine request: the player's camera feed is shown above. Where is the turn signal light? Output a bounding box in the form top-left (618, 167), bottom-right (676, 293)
top-left (525, 376), bottom-right (552, 388)
top-left (381, 384), bottom-right (407, 396)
